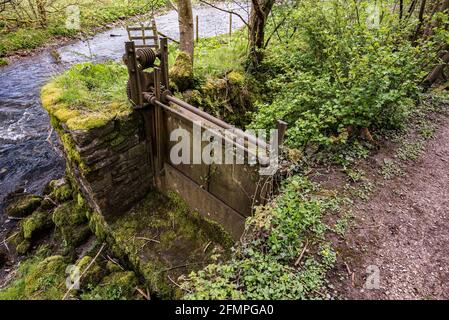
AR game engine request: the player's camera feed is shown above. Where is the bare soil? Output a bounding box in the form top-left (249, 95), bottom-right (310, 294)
top-left (325, 113), bottom-right (449, 300)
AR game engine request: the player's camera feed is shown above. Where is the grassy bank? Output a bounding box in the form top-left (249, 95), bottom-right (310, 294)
top-left (175, 0), bottom-right (448, 299)
top-left (0, 0), bottom-right (167, 60)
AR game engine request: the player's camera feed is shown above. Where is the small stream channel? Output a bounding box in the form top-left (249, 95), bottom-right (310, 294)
top-left (0, 3), bottom-right (248, 210)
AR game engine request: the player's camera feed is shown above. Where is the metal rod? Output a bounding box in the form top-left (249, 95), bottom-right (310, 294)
top-left (153, 100), bottom-right (270, 166)
top-left (165, 95), bottom-right (267, 149)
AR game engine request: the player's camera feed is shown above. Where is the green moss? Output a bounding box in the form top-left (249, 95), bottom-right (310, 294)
top-left (107, 190), bottom-right (231, 298)
top-left (86, 210), bottom-right (110, 242)
top-left (51, 181), bottom-right (73, 202)
top-left (60, 133), bottom-right (90, 175)
top-left (0, 58), bottom-right (8, 66)
top-left (5, 194), bottom-right (42, 218)
top-left (226, 70), bottom-right (245, 86)
top-left (16, 239), bottom-right (31, 255)
top-left (81, 271), bottom-right (138, 300)
top-left (170, 52), bottom-right (194, 91)
top-left (76, 256), bottom-right (105, 290)
top-left (0, 256), bottom-right (68, 300)
top-left (167, 192), bottom-right (234, 249)
top-left (21, 211), bottom-right (53, 240)
top-left (53, 202), bottom-right (86, 227)
top-left (41, 62), bottom-right (132, 131)
top-left (184, 71), bottom-right (253, 127)
top-left (52, 197), bottom-right (93, 249)
top-left (106, 260), bottom-right (123, 273)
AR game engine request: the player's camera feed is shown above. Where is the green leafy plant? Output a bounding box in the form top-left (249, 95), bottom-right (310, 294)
top-left (250, 0), bottom-right (434, 150)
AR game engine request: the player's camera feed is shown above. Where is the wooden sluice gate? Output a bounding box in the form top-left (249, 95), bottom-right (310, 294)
top-left (123, 38), bottom-right (279, 239)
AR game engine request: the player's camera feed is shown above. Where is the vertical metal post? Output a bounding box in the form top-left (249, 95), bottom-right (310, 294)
top-left (125, 41), bottom-right (143, 107)
top-left (154, 67), bottom-right (165, 187)
top-left (159, 37), bottom-right (170, 91)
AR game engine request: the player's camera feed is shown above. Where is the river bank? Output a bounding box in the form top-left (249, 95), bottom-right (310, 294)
top-left (0, 2), bottom-right (249, 211)
top-left (0, 0), bottom-right (167, 64)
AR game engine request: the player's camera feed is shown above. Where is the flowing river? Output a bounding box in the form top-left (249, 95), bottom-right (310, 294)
top-left (0, 3), bottom-right (248, 209)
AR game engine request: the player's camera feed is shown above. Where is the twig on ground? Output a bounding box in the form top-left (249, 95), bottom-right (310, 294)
top-left (1, 232), bottom-right (18, 252)
top-left (168, 274), bottom-right (191, 293)
top-left (294, 239), bottom-right (309, 266)
top-left (344, 261), bottom-right (352, 276)
top-left (203, 241), bottom-right (212, 253)
top-left (136, 287), bottom-right (151, 300)
top-left (106, 255), bottom-right (125, 271)
top-left (62, 243), bottom-right (106, 300)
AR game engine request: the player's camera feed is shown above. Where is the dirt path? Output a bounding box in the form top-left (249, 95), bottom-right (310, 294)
top-left (332, 116), bottom-right (449, 300)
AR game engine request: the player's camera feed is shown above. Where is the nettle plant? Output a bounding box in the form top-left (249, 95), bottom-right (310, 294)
top-left (251, 0), bottom-right (431, 149)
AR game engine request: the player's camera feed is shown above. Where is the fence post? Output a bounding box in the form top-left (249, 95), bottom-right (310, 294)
top-left (196, 15), bottom-right (199, 43)
top-left (276, 120), bottom-right (288, 147)
top-left (229, 12), bottom-right (232, 38)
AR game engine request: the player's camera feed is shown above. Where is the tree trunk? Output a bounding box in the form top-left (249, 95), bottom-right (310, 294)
top-left (412, 0), bottom-right (427, 41)
top-left (248, 0), bottom-right (275, 69)
top-left (176, 0), bottom-right (194, 62)
top-left (422, 0), bottom-right (449, 88)
top-left (423, 0), bottom-right (449, 37)
top-left (423, 46), bottom-right (449, 88)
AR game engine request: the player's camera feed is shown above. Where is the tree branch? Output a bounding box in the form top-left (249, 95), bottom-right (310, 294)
top-left (199, 0), bottom-right (249, 27)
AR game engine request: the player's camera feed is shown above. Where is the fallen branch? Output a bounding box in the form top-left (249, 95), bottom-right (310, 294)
top-left (136, 287), bottom-right (151, 300)
top-left (1, 232), bottom-right (18, 252)
top-left (62, 243), bottom-right (106, 300)
top-left (294, 239), bottom-right (309, 266)
top-left (168, 274), bottom-right (191, 293)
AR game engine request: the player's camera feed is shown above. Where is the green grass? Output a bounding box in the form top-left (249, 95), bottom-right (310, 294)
top-left (181, 175), bottom-right (343, 299)
top-left (41, 61), bottom-right (132, 130)
top-left (168, 30), bottom-right (248, 79)
top-left (193, 31), bottom-right (247, 78)
top-left (0, 254), bottom-right (68, 300)
top-left (0, 0), bottom-right (166, 57)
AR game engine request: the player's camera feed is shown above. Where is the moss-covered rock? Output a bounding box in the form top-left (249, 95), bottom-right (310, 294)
top-left (226, 70), bottom-right (245, 85)
top-left (81, 271), bottom-right (138, 300)
top-left (107, 191), bottom-right (230, 299)
top-left (5, 193), bottom-right (42, 218)
top-left (183, 70), bottom-right (253, 127)
top-left (170, 52), bottom-right (194, 92)
top-left (48, 179), bottom-right (73, 202)
top-left (106, 260), bottom-right (123, 273)
top-left (76, 256), bottom-right (105, 290)
top-left (21, 211), bottom-right (53, 240)
top-left (0, 255), bottom-right (68, 300)
top-left (16, 239), bottom-right (31, 255)
top-left (23, 256), bottom-right (68, 299)
top-left (53, 201), bottom-right (91, 248)
top-left (40, 62), bottom-right (132, 131)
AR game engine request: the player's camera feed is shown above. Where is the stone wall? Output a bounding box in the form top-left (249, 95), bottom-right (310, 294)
top-left (57, 112), bottom-right (153, 220)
